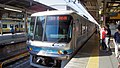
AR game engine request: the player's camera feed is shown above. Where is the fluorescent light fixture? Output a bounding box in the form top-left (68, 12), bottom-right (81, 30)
top-left (113, 3), bottom-right (119, 6)
top-left (4, 8), bottom-right (22, 12)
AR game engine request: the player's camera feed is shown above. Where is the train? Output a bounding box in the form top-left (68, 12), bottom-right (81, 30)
top-left (0, 22), bottom-right (25, 34)
top-left (0, 18), bottom-right (27, 45)
top-left (27, 10), bottom-right (98, 67)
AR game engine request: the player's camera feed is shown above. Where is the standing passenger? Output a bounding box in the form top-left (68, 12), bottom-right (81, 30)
top-left (100, 26), bottom-right (107, 50)
top-left (11, 26), bottom-right (14, 34)
top-left (15, 26), bottom-right (17, 33)
top-left (105, 24), bottom-right (111, 51)
top-left (113, 25), bottom-right (120, 57)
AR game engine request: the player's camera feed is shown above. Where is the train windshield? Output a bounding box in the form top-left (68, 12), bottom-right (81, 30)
top-left (28, 17), bottom-right (35, 39)
top-left (32, 15), bottom-right (73, 43)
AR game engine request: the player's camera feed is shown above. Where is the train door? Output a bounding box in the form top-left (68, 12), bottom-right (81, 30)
top-left (72, 20), bottom-right (76, 51)
top-left (71, 14), bottom-right (79, 51)
top-left (72, 19), bottom-right (79, 51)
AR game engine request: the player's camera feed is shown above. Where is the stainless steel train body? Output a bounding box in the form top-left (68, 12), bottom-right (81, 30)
top-left (27, 10), bottom-right (96, 67)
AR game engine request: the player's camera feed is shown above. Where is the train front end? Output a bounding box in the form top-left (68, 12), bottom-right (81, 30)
top-left (27, 12), bottom-right (74, 67)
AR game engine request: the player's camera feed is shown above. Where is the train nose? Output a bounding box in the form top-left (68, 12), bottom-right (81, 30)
top-left (35, 57), bottom-right (55, 66)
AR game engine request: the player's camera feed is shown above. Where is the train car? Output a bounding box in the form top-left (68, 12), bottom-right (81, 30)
top-left (0, 21), bottom-right (27, 45)
top-left (27, 10), bottom-right (97, 67)
top-left (0, 21), bottom-right (25, 34)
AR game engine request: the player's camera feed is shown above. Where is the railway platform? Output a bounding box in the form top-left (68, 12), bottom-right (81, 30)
top-left (0, 32), bottom-right (27, 46)
top-left (65, 33), bottom-right (119, 68)
top-left (0, 32), bottom-right (119, 68)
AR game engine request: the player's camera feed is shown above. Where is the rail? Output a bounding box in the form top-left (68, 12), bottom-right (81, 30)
top-left (0, 51), bottom-right (29, 68)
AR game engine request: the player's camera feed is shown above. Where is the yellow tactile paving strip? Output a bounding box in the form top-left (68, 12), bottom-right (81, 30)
top-left (86, 45), bottom-right (99, 68)
top-left (86, 33), bottom-right (99, 68)
top-left (65, 33), bottom-right (100, 68)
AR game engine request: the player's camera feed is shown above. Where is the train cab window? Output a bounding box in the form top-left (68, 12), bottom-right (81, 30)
top-left (32, 15), bottom-right (73, 42)
top-left (30, 17), bottom-right (35, 33)
top-left (34, 16), bottom-right (45, 41)
top-left (44, 15), bottom-right (73, 43)
top-left (2, 24), bottom-right (7, 28)
top-left (28, 17), bottom-right (36, 39)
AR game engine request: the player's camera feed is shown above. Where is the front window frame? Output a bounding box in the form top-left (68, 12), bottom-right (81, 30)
top-left (30, 15), bottom-right (73, 43)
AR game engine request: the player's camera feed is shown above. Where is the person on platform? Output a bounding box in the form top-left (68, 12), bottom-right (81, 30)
top-left (100, 26), bottom-right (107, 50)
top-left (15, 26), bottom-right (17, 33)
top-left (105, 24), bottom-right (111, 51)
top-left (113, 25), bottom-right (120, 58)
top-left (11, 26), bottom-right (14, 34)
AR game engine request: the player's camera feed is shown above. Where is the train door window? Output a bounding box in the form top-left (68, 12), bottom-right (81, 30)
top-left (2, 24), bottom-right (7, 28)
top-left (81, 17), bottom-right (83, 35)
top-left (77, 18), bottom-right (82, 36)
top-left (75, 19), bottom-right (79, 33)
top-left (86, 21), bottom-right (90, 34)
top-left (73, 19), bottom-right (79, 33)
top-left (30, 17), bottom-right (35, 33)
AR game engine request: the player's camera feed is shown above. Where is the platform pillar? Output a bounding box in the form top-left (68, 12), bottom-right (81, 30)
top-left (23, 10), bottom-right (28, 34)
top-left (0, 8), bottom-right (3, 35)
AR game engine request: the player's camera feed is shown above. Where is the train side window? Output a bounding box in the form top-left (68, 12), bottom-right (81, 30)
top-left (15, 25), bottom-right (18, 28)
top-left (82, 24), bottom-right (86, 34)
top-left (2, 24), bottom-right (7, 28)
top-left (21, 25), bottom-right (23, 28)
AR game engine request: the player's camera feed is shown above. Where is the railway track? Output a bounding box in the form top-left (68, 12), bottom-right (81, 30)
top-left (0, 50), bottom-right (29, 68)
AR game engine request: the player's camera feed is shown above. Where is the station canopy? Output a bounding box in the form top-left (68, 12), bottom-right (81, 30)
top-left (0, 0), bottom-right (56, 13)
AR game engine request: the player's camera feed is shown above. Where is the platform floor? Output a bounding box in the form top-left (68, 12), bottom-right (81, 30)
top-left (65, 33), bottom-right (118, 68)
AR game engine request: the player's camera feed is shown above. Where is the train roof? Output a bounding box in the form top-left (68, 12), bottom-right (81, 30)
top-left (31, 10), bottom-right (75, 16)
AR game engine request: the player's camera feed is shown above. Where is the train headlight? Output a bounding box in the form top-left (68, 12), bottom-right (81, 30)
top-left (58, 50), bottom-right (63, 54)
top-left (29, 47), bottom-right (32, 51)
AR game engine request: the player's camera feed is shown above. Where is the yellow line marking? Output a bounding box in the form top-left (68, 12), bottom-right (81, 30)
top-left (0, 52), bottom-right (29, 68)
top-left (86, 46), bottom-right (99, 68)
top-left (0, 63), bottom-right (3, 68)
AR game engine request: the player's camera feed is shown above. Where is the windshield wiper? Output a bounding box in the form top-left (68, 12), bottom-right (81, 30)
top-left (52, 38), bottom-right (63, 46)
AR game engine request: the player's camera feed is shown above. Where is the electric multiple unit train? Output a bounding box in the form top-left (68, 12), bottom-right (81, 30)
top-left (27, 10), bottom-right (98, 67)
top-left (0, 22), bottom-right (25, 33)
